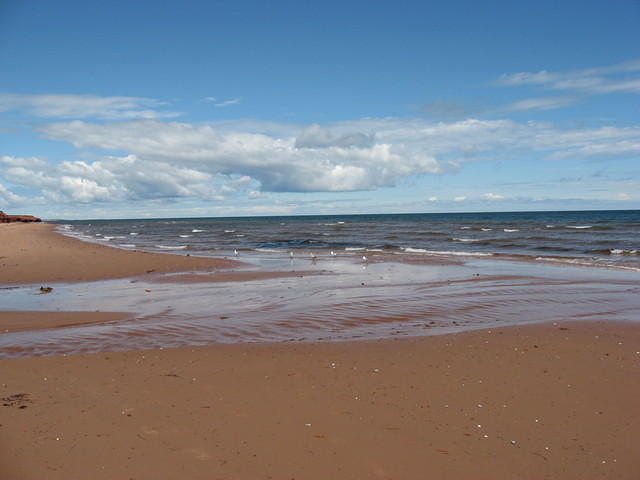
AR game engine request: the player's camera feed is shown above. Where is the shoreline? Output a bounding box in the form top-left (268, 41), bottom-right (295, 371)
top-left (1, 220), bottom-right (639, 478)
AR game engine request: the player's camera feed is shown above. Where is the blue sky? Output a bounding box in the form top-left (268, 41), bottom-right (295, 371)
top-left (1, 0), bottom-right (639, 219)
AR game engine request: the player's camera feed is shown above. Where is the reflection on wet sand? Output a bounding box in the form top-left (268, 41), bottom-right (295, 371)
top-left (2, 255), bottom-right (638, 358)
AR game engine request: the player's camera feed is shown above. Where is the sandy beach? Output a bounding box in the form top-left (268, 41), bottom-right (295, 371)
top-left (1, 223), bottom-right (640, 479)
top-left (0, 223), bottom-right (239, 284)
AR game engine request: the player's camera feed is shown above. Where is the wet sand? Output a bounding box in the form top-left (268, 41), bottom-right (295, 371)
top-left (0, 223), bottom-right (239, 284)
top-left (1, 222), bottom-right (640, 478)
top-left (0, 311), bottom-right (133, 333)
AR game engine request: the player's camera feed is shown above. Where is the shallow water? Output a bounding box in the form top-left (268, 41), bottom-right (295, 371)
top-left (1, 254), bottom-right (638, 358)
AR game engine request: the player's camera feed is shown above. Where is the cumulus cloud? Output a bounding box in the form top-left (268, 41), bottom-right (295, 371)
top-left (0, 183), bottom-right (25, 207)
top-left (453, 196), bottom-right (466, 202)
top-left (0, 154), bottom-right (226, 204)
top-left (294, 124), bottom-right (374, 148)
top-left (2, 113), bottom-right (638, 207)
top-left (497, 59), bottom-right (640, 95)
top-left (37, 120), bottom-right (443, 193)
top-left (0, 93), bottom-right (179, 119)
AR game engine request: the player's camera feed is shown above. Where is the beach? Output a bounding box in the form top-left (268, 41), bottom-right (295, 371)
top-left (0, 223), bottom-right (239, 285)
top-left (1, 223), bottom-right (640, 479)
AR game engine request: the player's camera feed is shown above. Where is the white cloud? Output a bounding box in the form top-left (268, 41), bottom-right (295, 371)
top-left (0, 183), bottom-right (25, 207)
top-left (0, 154), bottom-right (226, 204)
top-left (37, 120), bottom-right (443, 193)
top-left (482, 192), bottom-right (505, 200)
top-left (453, 196), bottom-right (466, 202)
top-left (427, 196), bottom-right (438, 201)
top-left (502, 96), bottom-right (577, 112)
top-left (211, 98), bottom-right (242, 108)
top-left (295, 124), bottom-right (374, 148)
top-left (497, 59), bottom-right (640, 95)
top-left (0, 93), bottom-right (179, 119)
top-left (1, 113), bottom-right (637, 207)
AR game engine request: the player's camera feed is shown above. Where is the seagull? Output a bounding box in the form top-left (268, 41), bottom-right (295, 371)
top-left (330, 251), bottom-right (336, 256)
top-left (289, 251), bottom-right (294, 259)
top-left (234, 249), bottom-right (238, 256)
top-left (362, 255), bottom-right (368, 263)
top-left (310, 252), bottom-right (317, 261)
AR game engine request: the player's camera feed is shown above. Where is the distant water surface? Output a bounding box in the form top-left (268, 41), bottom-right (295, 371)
top-left (54, 210), bottom-right (640, 271)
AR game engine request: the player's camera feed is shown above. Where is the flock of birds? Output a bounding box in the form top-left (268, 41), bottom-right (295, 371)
top-left (234, 248), bottom-right (368, 263)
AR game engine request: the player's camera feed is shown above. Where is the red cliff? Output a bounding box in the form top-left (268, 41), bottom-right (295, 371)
top-left (0, 211), bottom-right (42, 223)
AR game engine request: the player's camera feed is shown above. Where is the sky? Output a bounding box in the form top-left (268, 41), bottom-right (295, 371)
top-left (0, 0), bottom-right (639, 219)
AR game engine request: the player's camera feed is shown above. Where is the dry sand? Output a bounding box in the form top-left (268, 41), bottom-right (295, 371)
top-left (1, 222), bottom-right (639, 479)
top-left (0, 223), bottom-right (239, 284)
top-left (2, 323), bottom-right (639, 479)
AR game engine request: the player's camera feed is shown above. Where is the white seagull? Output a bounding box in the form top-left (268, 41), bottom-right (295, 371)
top-left (362, 255), bottom-right (368, 263)
top-left (234, 249), bottom-right (238, 256)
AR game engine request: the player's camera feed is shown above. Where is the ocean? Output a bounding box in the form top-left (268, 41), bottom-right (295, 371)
top-left (55, 210), bottom-right (640, 271)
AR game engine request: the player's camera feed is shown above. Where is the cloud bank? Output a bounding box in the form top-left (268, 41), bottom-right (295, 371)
top-left (0, 114), bottom-right (636, 209)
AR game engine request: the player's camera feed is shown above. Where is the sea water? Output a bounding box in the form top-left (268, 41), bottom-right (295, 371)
top-left (54, 210), bottom-right (640, 271)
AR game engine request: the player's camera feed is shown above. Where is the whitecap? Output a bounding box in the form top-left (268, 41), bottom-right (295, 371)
top-left (345, 247), bottom-right (365, 251)
top-left (460, 226), bottom-right (471, 230)
top-left (179, 234), bottom-right (193, 238)
top-left (402, 246), bottom-right (492, 256)
top-left (419, 249), bottom-right (493, 257)
top-left (224, 230), bottom-right (235, 233)
top-left (120, 244), bottom-right (136, 248)
top-left (566, 225), bottom-right (592, 229)
top-left (453, 238), bottom-right (480, 242)
top-left (536, 256), bottom-right (640, 272)
top-left (503, 229), bottom-right (520, 232)
top-left (403, 247), bottom-right (428, 253)
top-left (129, 232), bottom-right (139, 236)
top-left (481, 228), bottom-right (492, 231)
top-left (192, 229), bottom-right (205, 233)
top-left (156, 245), bottom-right (187, 250)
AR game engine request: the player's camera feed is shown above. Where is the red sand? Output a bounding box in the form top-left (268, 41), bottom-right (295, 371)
top-left (0, 223), bottom-right (239, 284)
top-left (1, 222), bottom-right (639, 479)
